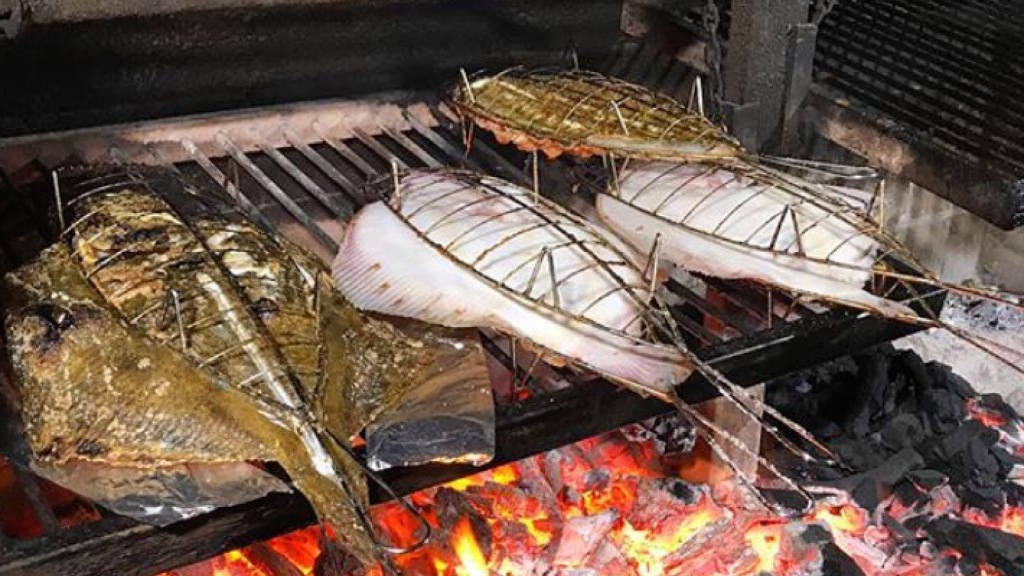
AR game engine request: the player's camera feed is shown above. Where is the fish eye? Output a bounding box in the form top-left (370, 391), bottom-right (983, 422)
top-left (33, 304), bottom-right (75, 333)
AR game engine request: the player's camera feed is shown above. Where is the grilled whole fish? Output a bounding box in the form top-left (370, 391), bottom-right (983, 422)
top-left (333, 169), bottom-right (690, 400)
top-left (450, 68), bottom-right (740, 161)
top-left (597, 161), bottom-right (915, 317)
top-left (3, 168), bottom-right (485, 564)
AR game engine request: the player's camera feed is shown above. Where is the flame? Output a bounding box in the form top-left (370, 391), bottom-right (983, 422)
top-left (267, 528), bottom-right (322, 574)
top-left (745, 523), bottom-right (783, 574)
top-left (964, 506), bottom-right (1024, 540)
top-left (967, 398), bottom-right (1009, 429)
top-left (812, 505), bottom-right (867, 535)
top-left (491, 465), bottom-right (518, 486)
top-left (153, 423), bottom-right (1024, 576)
top-left (979, 564), bottom-right (1005, 576)
top-left (1001, 507), bottom-right (1024, 538)
top-left (619, 504), bottom-right (719, 576)
top-left (452, 517), bottom-right (489, 576)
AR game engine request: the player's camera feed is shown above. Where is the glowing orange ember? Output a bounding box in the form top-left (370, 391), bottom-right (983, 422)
top-left (745, 523), bottom-right (783, 574)
top-left (979, 564), bottom-right (1005, 576)
top-left (623, 505), bottom-right (719, 576)
top-left (153, 420), bottom-right (1024, 576)
top-left (266, 528), bottom-right (322, 574)
top-left (1000, 507), bottom-right (1024, 538)
top-left (967, 399), bottom-right (1009, 429)
top-left (490, 465), bottom-right (518, 486)
top-left (452, 517), bottom-right (489, 576)
top-left (964, 506), bottom-right (1024, 541)
top-left (812, 505), bottom-right (867, 535)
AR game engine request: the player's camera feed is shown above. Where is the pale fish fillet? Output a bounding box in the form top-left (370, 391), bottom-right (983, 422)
top-left (597, 161), bottom-right (914, 317)
top-left (333, 169), bottom-right (690, 398)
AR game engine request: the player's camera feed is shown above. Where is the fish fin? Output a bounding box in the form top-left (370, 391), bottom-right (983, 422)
top-left (333, 202), bottom-right (504, 328)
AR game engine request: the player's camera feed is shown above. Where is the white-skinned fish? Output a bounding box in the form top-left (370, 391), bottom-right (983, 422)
top-left (333, 169), bottom-right (690, 400)
top-left (597, 161), bottom-right (915, 317)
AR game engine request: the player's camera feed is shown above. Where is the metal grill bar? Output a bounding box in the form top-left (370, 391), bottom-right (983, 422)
top-left (12, 469), bottom-right (60, 536)
top-left (0, 47), bottom-right (938, 576)
top-left (816, 0), bottom-right (1024, 175)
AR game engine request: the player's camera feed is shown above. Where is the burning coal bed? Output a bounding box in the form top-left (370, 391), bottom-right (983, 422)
top-left (155, 346), bottom-right (1024, 576)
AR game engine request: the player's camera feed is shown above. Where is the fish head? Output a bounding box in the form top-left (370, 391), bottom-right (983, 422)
top-left (3, 247), bottom-right (109, 375)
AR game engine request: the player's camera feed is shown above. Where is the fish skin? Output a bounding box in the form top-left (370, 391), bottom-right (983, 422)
top-left (597, 161), bottom-right (915, 317)
top-left (4, 169), bottom-right (490, 565)
top-left (333, 169), bottom-right (691, 399)
top-left (450, 69), bottom-right (740, 161)
top-left (3, 243), bottom-right (278, 466)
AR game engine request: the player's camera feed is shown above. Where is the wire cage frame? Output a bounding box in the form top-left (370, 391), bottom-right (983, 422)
top-left (362, 167), bottom-right (841, 516)
top-left (450, 67), bottom-right (1024, 375)
top-left (449, 67), bottom-right (742, 161)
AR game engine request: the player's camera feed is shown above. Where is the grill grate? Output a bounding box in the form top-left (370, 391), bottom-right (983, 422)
top-left (817, 0), bottom-right (1024, 172)
top-left (810, 0), bottom-right (1024, 229)
top-left (0, 45), bottom-right (937, 576)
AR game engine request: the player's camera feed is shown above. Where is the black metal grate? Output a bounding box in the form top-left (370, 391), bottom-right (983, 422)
top-left (816, 0), bottom-right (1024, 175)
top-left (0, 45), bottom-right (935, 576)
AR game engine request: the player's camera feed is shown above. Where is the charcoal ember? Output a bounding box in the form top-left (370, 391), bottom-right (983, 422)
top-left (587, 540), bottom-right (635, 575)
top-left (819, 542), bottom-right (867, 575)
top-left (582, 468), bottom-right (610, 492)
top-left (244, 543), bottom-right (305, 576)
top-left (434, 488), bottom-right (493, 558)
top-left (558, 486), bottom-right (583, 508)
top-left (925, 422), bottom-right (1010, 511)
top-left (906, 469), bottom-right (948, 491)
top-left (893, 476), bottom-right (930, 511)
top-left (492, 519), bottom-right (544, 563)
top-left (776, 523), bottom-right (836, 575)
top-left (767, 355), bottom-right (859, 432)
top-left (623, 413), bottom-right (696, 455)
top-left (311, 544), bottom-right (368, 576)
top-left (553, 510), bottom-right (619, 567)
top-left (542, 446), bottom-right (596, 495)
top-left (893, 349), bottom-right (933, 392)
top-left (664, 520), bottom-right (748, 574)
top-left (627, 478), bottom-right (704, 529)
top-left (921, 387), bottom-right (967, 435)
top-left (490, 548), bottom-right (552, 576)
top-left (926, 363), bottom-right (977, 399)
top-left (541, 449), bottom-right (567, 495)
top-left (881, 414), bottom-right (927, 451)
top-left (834, 447), bottom-right (925, 510)
top-left (880, 512), bottom-right (919, 546)
top-left (392, 549), bottom-right (451, 576)
top-left (466, 481), bottom-right (548, 519)
top-left (517, 458), bottom-right (561, 511)
top-left (975, 393), bottom-right (1019, 423)
top-left (845, 352), bottom-right (894, 440)
top-left (925, 517), bottom-right (1024, 576)
top-left (891, 473), bottom-right (956, 521)
top-left (833, 437), bottom-right (888, 474)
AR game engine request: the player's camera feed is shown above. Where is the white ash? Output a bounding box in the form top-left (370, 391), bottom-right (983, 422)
top-left (895, 292), bottom-right (1024, 412)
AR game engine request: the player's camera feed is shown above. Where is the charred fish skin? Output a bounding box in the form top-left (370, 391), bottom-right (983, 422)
top-left (333, 168), bottom-right (691, 400)
top-left (3, 167), bottom-right (485, 564)
top-left (4, 175), bottom-right (378, 562)
top-left (2, 243), bottom-right (277, 467)
top-left (449, 68), bottom-right (741, 161)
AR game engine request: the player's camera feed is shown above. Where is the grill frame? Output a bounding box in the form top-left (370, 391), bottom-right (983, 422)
top-left (0, 42), bottom-right (943, 576)
top-left (810, 0), bottom-right (1024, 230)
top-left (654, 0), bottom-right (1024, 229)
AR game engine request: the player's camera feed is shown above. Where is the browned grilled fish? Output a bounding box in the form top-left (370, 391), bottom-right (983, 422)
top-left (449, 68), bottom-right (740, 161)
top-left (3, 167), bottom-right (487, 564)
